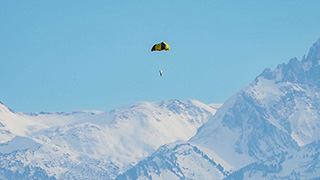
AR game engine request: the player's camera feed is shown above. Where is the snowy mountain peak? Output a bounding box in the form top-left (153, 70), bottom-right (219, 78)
top-left (0, 102), bottom-right (15, 114)
top-left (187, 37), bottom-right (320, 174)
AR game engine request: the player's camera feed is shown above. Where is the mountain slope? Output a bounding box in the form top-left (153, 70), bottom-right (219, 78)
top-left (0, 102), bottom-right (40, 143)
top-left (225, 140), bottom-right (320, 180)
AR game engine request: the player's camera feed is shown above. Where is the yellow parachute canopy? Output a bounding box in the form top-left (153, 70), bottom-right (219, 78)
top-left (151, 42), bottom-right (170, 51)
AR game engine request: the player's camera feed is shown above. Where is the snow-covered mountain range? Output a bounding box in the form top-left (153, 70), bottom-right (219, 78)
top-left (2, 38), bottom-right (320, 180)
top-left (0, 100), bottom-right (219, 179)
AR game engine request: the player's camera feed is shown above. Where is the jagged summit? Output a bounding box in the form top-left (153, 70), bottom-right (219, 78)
top-left (305, 37), bottom-right (320, 64)
top-left (257, 38), bottom-right (320, 86)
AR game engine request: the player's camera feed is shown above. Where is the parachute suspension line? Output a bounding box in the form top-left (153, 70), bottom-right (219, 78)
top-left (156, 59), bottom-right (162, 69)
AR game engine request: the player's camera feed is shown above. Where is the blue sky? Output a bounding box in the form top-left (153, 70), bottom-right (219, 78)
top-left (1, 1), bottom-right (320, 112)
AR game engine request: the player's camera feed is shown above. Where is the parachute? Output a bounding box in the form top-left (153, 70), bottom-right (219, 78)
top-left (151, 42), bottom-right (170, 52)
top-left (151, 42), bottom-right (170, 76)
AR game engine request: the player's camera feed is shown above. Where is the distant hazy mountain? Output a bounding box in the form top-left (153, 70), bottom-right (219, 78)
top-left (119, 38), bottom-right (320, 180)
top-left (0, 100), bottom-right (219, 179)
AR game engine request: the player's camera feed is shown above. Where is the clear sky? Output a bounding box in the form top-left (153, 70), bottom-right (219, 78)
top-left (1, 1), bottom-right (320, 112)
